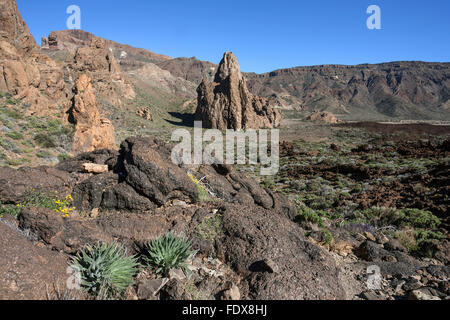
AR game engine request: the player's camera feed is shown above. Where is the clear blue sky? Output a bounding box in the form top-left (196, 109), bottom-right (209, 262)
top-left (18, 0), bottom-right (450, 73)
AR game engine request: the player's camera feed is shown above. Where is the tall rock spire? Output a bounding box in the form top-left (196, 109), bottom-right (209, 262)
top-left (195, 52), bottom-right (282, 130)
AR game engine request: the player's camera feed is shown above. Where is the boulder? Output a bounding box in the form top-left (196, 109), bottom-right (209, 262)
top-left (119, 137), bottom-right (198, 206)
top-left (81, 163), bottom-right (109, 174)
top-left (136, 107), bottom-right (153, 121)
top-left (0, 219), bottom-right (69, 300)
top-left (216, 203), bottom-right (346, 300)
top-left (307, 111), bottom-right (342, 124)
top-left (0, 166), bottom-right (72, 204)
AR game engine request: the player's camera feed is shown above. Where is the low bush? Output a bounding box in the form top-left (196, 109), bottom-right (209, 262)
top-left (71, 242), bottom-right (138, 299)
top-left (143, 232), bottom-right (196, 276)
top-left (22, 191), bottom-right (74, 218)
top-left (0, 202), bottom-right (21, 218)
top-left (6, 131), bottom-right (24, 141)
top-left (34, 133), bottom-right (57, 148)
top-left (197, 214), bottom-right (223, 243)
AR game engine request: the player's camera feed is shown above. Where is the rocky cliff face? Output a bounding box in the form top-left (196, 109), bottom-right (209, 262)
top-left (69, 74), bottom-right (116, 152)
top-left (0, 0), bottom-right (67, 116)
top-left (195, 52), bottom-right (282, 130)
top-left (43, 29), bottom-right (172, 68)
top-left (65, 37), bottom-right (136, 107)
top-left (156, 56), bottom-right (217, 84)
top-left (0, 0), bottom-right (36, 56)
top-left (245, 62), bottom-right (450, 120)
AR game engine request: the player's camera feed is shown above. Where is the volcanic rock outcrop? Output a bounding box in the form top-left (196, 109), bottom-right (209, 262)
top-left (44, 29), bottom-right (171, 67)
top-left (0, 0), bottom-right (67, 115)
top-left (68, 37), bottom-right (136, 106)
top-left (307, 111), bottom-right (342, 124)
top-left (69, 74), bottom-right (116, 152)
top-left (3, 135), bottom-right (345, 299)
top-left (195, 52), bottom-right (282, 130)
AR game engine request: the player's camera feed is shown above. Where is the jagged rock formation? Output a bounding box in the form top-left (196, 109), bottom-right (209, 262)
top-left (67, 37), bottom-right (135, 107)
top-left (136, 107), bottom-right (153, 121)
top-left (69, 74), bottom-right (116, 152)
top-left (0, 0), bottom-right (36, 56)
top-left (43, 29), bottom-right (171, 68)
top-left (155, 55), bottom-right (450, 121)
top-left (0, 0), bottom-right (67, 115)
top-left (307, 111), bottom-right (342, 124)
top-left (195, 52), bottom-right (282, 130)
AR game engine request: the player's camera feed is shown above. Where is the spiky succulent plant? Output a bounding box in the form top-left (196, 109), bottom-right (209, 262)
top-left (143, 232), bottom-right (196, 276)
top-left (70, 242), bottom-right (138, 299)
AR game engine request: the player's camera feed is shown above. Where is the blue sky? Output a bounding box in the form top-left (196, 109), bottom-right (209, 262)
top-left (18, 0), bottom-right (450, 73)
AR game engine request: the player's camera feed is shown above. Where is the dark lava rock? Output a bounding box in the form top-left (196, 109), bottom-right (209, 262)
top-left (216, 203), bottom-right (345, 300)
top-left (0, 166), bottom-right (72, 203)
top-left (159, 279), bottom-right (192, 300)
top-left (120, 137), bottom-right (198, 206)
top-left (56, 149), bottom-right (119, 173)
top-left (354, 241), bottom-right (396, 262)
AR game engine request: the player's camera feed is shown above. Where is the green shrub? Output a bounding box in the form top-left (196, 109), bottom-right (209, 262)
top-left (6, 158), bottom-right (22, 166)
top-left (143, 232), bottom-right (196, 276)
top-left (45, 119), bottom-right (62, 132)
top-left (37, 150), bottom-right (53, 158)
top-left (0, 137), bottom-right (18, 152)
top-left (5, 98), bottom-right (20, 106)
top-left (261, 178), bottom-right (275, 190)
top-left (295, 204), bottom-right (324, 227)
top-left (0, 202), bottom-right (21, 218)
top-left (34, 133), bottom-right (56, 148)
top-left (362, 207), bottom-right (441, 229)
top-left (197, 215), bottom-right (223, 243)
top-left (6, 131), bottom-right (24, 141)
top-left (71, 242), bottom-right (138, 299)
top-left (1, 107), bottom-right (22, 119)
top-left (399, 209), bottom-right (441, 229)
top-left (58, 153), bottom-right (72, 162)
top-left (321, 228), bottom-right (333, 245)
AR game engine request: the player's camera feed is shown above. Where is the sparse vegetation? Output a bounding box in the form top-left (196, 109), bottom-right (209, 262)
top-left (20, 191), bottom-right (74, 218)
top-left (197, 214), bottom-right (223, 243)
top-left (0, 110), bottom-right (74, 167)
top-left (188, 173), bottom-right (215, 202)
top-left (143, 232), bottom-right (196, 276)
top-left (0, 202), bottom-right (22, 218)
top-left (58, 153), bottom-right (72, 162)
top-left (70, 242), bottom-right (138, 299)
top-left (34, 133), bottom-right (57, 148)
